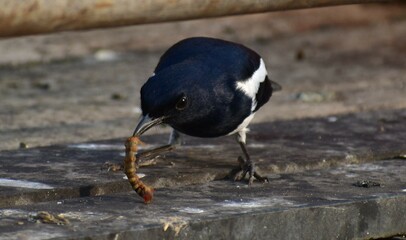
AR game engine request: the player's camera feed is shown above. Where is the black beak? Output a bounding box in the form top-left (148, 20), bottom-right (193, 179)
top-left (133, 115), bottom-right (165, 137)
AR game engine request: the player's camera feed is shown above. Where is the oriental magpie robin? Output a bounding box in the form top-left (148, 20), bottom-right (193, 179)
top-left (133, 37), bottom-right (281, 184)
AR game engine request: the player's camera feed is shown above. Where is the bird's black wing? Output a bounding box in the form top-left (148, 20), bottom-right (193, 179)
top-left (154, 37), bottom-right (222, 73)
top-left (254, 77), bottom-right (282, 112)
top-left (254, 76), bottom-right (272, 112)
top-left (154, 37), bottom-right (260, 81)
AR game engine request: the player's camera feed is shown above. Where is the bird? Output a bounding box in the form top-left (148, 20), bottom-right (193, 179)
top-left (133, 37), bottom-right (281, 184)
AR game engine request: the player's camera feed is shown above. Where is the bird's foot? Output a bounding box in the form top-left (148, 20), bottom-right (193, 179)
top-left (103, 162), bottom-right (123, 172)
top-left (230, 156), bottom-right (269, 185)
top-left (136, 144), bottom-right (175, 162)
top-left (103, 158), bottom-right (158, 171)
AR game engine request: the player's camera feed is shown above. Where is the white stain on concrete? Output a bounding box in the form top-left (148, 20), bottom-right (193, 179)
top-left (93, 49), bottom-right (119, 62)
top-left (0, 178), bottom-right (53, 189)
top-left (220, 198), bottom-right (294, 208)
top-left (345, 164), bottom-right (383, 172)
top-left (68, 143), bottom-right (123, 150)
top-left (327, 116), bottom-right (338, 122)
top-left (177, 207), bottom-right (205, 214)
top-left (345, 173), bottom-right (359, 178)
top-left (182, 145), bottom-right (217, 149)
top-left (123, 173), bottom-right (145, 179)
top-left (248, 143), bottom-right (267, 148)
top-left (0, 209), bottom-right (27, 217)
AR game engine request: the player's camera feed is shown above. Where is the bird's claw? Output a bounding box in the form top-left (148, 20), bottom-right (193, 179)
top-left (231, 156), bottom-right (269, 185)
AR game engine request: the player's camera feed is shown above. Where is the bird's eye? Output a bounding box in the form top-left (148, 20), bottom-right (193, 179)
top-left (175, 96), bottom-right (188, 110)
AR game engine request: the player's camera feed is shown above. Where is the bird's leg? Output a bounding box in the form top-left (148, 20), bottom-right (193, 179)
top-left (136, 144), bottom-right (175, 162)
top-left (135, 129), bottom-right (181, 164)
top-left (232, 130), bottom-right (269, 185)
top-left (168, 129), bottom-right (182, 146)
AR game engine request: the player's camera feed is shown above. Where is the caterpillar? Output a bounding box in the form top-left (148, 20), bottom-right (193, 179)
top-left (124, 136), bottom-right (154, 204)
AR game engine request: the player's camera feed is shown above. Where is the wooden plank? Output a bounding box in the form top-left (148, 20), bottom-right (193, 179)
top-left (0, 0), bottom-right (393, 37)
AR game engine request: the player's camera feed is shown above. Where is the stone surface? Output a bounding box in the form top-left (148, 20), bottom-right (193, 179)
top-left (0, 159), bottom-right (405, 240)
top-left (0, 109), bottom-right (405, 239)
top-left (0, 109), bottom-right (405, 208)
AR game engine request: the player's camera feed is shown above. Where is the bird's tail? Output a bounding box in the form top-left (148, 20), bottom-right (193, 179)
top-left (270, 80), bottom-right (282, 92)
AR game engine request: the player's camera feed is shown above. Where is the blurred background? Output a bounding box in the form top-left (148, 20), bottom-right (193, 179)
top-left (0, 3), bottom-right (405, 150)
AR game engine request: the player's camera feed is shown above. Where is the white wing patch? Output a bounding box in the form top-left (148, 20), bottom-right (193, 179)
top-left (236, 58), bottom-right (268, 111)
top-left (227, 113), bottom-right (255, 143)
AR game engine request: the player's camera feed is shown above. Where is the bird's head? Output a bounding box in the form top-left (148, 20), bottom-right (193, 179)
top-left (133, 62), bottom-right (213, 137)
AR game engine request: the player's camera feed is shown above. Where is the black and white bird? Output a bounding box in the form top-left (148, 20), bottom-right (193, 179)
top-left (133, 37), bottom-right (281, 184)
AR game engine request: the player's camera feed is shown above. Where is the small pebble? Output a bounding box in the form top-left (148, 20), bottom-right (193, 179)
top-left (295, 49), bottom-right (305, 61)
top-left (295, 91), bottom-right (336, 103)
top-left (327, 116), bottom-right (338, 122)
top-left (32, 81), bottom-right (50, 90)
top-left (94, 49), bottom-right (119, 62)
top-left (111, 93), bottom-right (126, 100)
top-left (352, 180), bottom-right (381, 188)
top-left (19, 142), bottom-right (28, 149)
